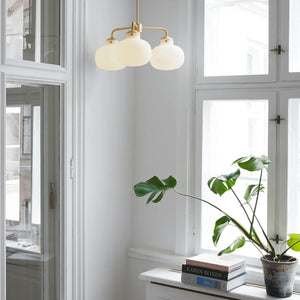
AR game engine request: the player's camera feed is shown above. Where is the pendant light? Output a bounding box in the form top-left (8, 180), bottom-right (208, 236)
top-left (95, 0), bottom-right (184, 71)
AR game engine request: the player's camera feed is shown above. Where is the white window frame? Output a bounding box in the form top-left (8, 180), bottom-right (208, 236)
top-left (174, 0), bottom-right (300, 290)
top-left (193, 90), bottom-right (277, 265)
top-left (0, 0), bottom-right (85, 299)
top-left (279, 0), bottom-right (300, 81)
top-left (196, 0), bottom-right (278, 84)
top-left (190, 89), bottom-right (300, 289)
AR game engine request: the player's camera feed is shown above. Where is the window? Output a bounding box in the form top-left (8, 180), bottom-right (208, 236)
top-left (199, 98), bottom-right (268, 258)
top-left (287, 97), bottom-right (300, 261)
top-left (193, 0), bottom-right (300, 289)
top-left (204, 0), bottom-right (269, 77)
top-left (289, 0), bottom-right (300, 73)
top-left (5, 84), bottom-right (61, 299)
top-left (6, 0), bottom-right (60, 64)
top-left (197, 0), bottom-right (278, 83)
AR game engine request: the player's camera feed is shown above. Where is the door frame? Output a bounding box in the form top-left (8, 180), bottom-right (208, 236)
top-left (0, 0), bottom-right (85, 296)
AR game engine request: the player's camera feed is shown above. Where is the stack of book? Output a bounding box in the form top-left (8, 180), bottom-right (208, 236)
top-left (181, 253), bottom-right (246, 292)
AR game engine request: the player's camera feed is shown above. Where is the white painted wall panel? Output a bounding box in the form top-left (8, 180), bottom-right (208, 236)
top-left (132, 0), bottom-right (180, 253)
top-left (84, 1), bottom-right (135, 300)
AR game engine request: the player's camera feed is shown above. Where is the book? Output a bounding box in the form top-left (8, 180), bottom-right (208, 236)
top-left (182, 264), bottom-right (246, 281)
top-left (186, 253), bottom-right (245, 272)
top-left (181, 272), bottom-right (246, 292)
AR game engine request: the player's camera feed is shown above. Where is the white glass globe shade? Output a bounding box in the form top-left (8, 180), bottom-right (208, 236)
top-left (117, 31), bottom-right (152, 67)
top-left (150, 37), bottom-right (184, 71)
top-left (95, 39), bottom-right (126, 71)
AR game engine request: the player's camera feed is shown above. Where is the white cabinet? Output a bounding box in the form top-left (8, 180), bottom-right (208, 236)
top-left (146, 282), bottom-right (235, 300)
top-left (140, 268), bottom-right (300, 300)
top-left (140, 268), bottom-right (239, 300)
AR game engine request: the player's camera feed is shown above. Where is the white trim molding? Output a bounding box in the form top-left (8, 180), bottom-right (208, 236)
top-left (175, 0), bottom-right (197, 257)
top-left (0, 72), bottom-right (6, 300)
top-left (72, 0), bottom-right (86, 299)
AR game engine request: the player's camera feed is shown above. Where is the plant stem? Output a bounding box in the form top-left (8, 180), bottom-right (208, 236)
top-left (247, 203), bottom-right (276, 256)
top-left (173, 188), bottom-right (263, 250)
top-left (250, 170), bottom-right (263, 237)
top-left (278, 239), bottom-right (300, 261)
top-left (250, 240), bottom-right (268, 260)
top-left (230, 187), bottom-right (271, 255)
top-left (230, 187), bottom-right (251, 223)
top-left (280, 239), bottom-right (289, 255)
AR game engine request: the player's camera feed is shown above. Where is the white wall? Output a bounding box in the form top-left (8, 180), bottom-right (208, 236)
top-left (132, 0), bottom-right (181, 256)
top-left (83, 0), bottom-right (191, 299)
top-left (84, 0), bottom-right (135, 299)
top-left (128, 0), bottom-right (193, 299)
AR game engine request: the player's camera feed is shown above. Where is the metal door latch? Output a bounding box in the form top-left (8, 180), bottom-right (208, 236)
top-left (270, 115), bottom-right (284, 124)
top-left (270, 45), bottom-right (285, 55)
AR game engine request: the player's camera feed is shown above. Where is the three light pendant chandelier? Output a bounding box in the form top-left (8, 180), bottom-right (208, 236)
top-left (95, 0), bottom-right (184, 71)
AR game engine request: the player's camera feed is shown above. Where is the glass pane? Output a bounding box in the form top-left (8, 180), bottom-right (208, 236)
top-left (288, 98), bottom-right (300, 260)
top-left (6, 0), bottom-right (60, 65)
top-left (204, 0), bottom-right (269, 77)
top-left (289, 0), bottom-right (300, 73)
top-left (200, 100), bottom-right (268, 257)
top-left (6, 83), bottom-right (61, 300)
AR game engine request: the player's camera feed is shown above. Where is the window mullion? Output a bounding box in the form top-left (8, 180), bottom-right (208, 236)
top-left (274, 95), bottom-right (289, 242)
top-left (266, 94), bottom-right (280, 245)
top-left (279, 0), bottom-right (290, 80)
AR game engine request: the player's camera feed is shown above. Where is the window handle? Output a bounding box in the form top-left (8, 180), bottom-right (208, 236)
top-left (50, 183), bottom-right (55, 209)
top-left (270, 235), bottom-right (283, 244)
top-left (270, 115), bottom-right (284, 124)
top-left (270, 45), bottom-right (285, 55)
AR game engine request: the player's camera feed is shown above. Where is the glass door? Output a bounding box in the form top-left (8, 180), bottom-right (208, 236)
top-left (5, 83), bottom-right (61, 300)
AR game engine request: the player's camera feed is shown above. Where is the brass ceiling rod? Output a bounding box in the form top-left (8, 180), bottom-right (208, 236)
top-left (108, 0), bottom-right (168, 40)
top-left (136, 0), bottom-right (139, 24)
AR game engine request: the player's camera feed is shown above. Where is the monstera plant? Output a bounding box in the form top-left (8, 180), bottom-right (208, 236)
top-left (134, 155), bottom-right (300, 297)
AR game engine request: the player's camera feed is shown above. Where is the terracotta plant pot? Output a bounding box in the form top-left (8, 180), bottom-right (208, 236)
top-left (261, 255), bottom-right (298, 298)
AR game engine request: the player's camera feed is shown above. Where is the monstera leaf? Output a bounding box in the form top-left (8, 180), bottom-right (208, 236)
top-left (208, 169), bottom-right (240, 196)
top-left (218, 236), bottom-right (246, 256)
top-left (244, 184), bottom-right (264, 203)
top-left (212, 216), bottom-right (230, 246)
top-left (287, 234), bottom-right (300, 251)
top-left (232, 155), bottom-right (270, 172)
top-left (134, 176), bottom-right (177, 204)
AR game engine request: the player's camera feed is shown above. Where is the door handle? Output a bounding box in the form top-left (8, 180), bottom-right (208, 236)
top-left (50, 183), bottom-right (55, 209)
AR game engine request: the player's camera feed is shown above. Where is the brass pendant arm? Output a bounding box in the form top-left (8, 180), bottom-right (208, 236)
top-left (143, 26), bottom-right (168, 39)
top-left (136, 0), bottom-right (139, 24)
top-left (110, 27), bottom-right (132, 39)
top-left (110, 24), bottom-right (168, 40)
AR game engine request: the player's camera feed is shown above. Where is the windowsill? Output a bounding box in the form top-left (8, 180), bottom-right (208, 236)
top-left (139, 267), bottom-right (300, 300)
top-left (6, 239), bottom-right (40, 255)
top-left (129, 247), bottom-right (300, 294)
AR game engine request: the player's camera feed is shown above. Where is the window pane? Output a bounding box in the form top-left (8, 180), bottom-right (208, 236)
top-left (288, 98), bottom-right (300, 260)
top-left (204, 0), bottom-right (269, 76)
top-left (6, 0), bottom-right (60, 65)
top-left (200, 100), bottom-right (268, 257)
top-left (289, 0), bottom-right (300, 73)
top-left (6, 83), bottom-right (61, 300)
top-left (6, 107), bottom-right (21, 222)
